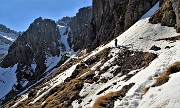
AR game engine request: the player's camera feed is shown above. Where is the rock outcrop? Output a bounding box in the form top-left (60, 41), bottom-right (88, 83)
top-left (150, 0), bottom-right (180, 32)
top-left (0, 17), bottom-right (61, 87)
top-left (149, 0), bottom-right (176, 27)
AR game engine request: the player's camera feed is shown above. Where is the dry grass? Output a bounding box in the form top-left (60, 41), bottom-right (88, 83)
top-left (143, 52), bottom-right (157, 62)
top-left (85, 48), bottom-right (110, 66)
top-left (167, 61), bottom-right (180, 74)
top-left (24, 49), bottom-right (111, 108)
top-left (93, 92), bottom-right (118, 108)
top-left (98, 48), bottom-right (110, 60)
top-left (143, 87), bottom-right (150, 95)
top-left (152, 61), bottom-right (180, 87)
top-left (152, 70), bottom-right (170, 87)
top-left (93, 83), bottom-right (134, 108)
top-left (141, 61), bottom-right (180, 100)
top-left (41, 79), bottom-right (83, 108)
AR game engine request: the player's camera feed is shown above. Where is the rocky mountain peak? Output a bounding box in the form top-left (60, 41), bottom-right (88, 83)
top-left (57, 16), bottom-right (73, 26)
top-left (0, 17), bottom-right (61, 91)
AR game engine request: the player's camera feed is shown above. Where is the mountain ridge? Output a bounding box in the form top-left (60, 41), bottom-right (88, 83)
top-left (1, 0), bottom-right (180, 107)
top-left (0, 24), bottom-right (18, 61)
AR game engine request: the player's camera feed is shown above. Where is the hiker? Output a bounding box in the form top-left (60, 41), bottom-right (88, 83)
top-left (115, 39), bottom-right (118, 47)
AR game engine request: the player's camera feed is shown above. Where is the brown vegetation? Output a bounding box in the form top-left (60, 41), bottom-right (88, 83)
top-left (41, 79), bottom-right (83, 108)
top-left (153, 61), bottom-right (180, 87)
top-left (152, 70), bottom-right (170, 87)
top-left (143, 87), bottom-right (150, 95)
top-left (4, 48), bottom-right (158, 108)
top-left (85, 48), bottom-right (110, 66)
top-left (93, 83), bottom-right (135, 108)
top-left (167, 61), bottom-right (180, 74)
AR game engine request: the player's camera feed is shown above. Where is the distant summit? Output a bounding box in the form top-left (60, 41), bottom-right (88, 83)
top-left (0, 24), bottom-right (18, 34)
top-left (57, 16), bottom-right (73, 26)
top-left (0, 24), bottom-right (18, 60)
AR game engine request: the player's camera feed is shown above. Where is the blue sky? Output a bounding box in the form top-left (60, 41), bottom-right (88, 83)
top-left (0, 0), bottom-right (92, 31)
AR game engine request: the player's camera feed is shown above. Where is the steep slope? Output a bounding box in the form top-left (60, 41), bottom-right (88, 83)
top-left (66, 0), bottom-right (159, 51)
top-left (0, 17), bottom-right (75, 103)
top-left (3, 2), bottom-right (180, 108)
top-left (86, 0), bottom-right (159, 50)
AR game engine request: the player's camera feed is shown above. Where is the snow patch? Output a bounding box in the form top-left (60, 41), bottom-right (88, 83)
top-left (0, 64), bottom-right (18, 98)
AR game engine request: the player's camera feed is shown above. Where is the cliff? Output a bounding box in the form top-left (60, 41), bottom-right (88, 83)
top-left (68, 7), bottom-right (92, 51)
top-left (66, 0), bottom-right (159, 51)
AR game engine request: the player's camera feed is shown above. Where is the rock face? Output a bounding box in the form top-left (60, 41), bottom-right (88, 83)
top-left (150, 0), bottom-right (180, 32)
top-left (0, 17), bottom-right (61, 87)
top-left (68, 0), bottom-right (159, 51)
top-left (68, 7), bottom-right (92, 51)
top-left (88, 0), bottom-right (159, 49)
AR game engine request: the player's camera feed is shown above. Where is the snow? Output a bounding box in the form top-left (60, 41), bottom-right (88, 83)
top-left (0, 31), bottom-right (19, 100)
top-left (11, 94), bottom-right (28, 108)
top-left (72, 2), bottom-right (180, 107)
top-left (0, 31), bottom-right (17, 41)
top-left (45, 24), bottom-right (76, 72)
top-left (1, 35), bottom-right (14, 42)
top-left (45, 55), bottom-right (62, 72)
top-left (105, 18), bottom-right (179, 54)
top-left (0, 31), bottom-right (17, 57)
top-left (111, 23), bottom-right (180, 108)
top-left (3, 1), bottom-right (180, 107)
top-left (0, 21), bottom-right (77, 105)
top-left (31, 63), bottom-right (37, 71)
top-left (58, 25), bottom-right (71, 51)
top-left (0, 64), bottom-right (18, 99)
top-left (138, 72), bottom-right (180, 108)
top-left (30, 63), bottom-right (78, 104)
